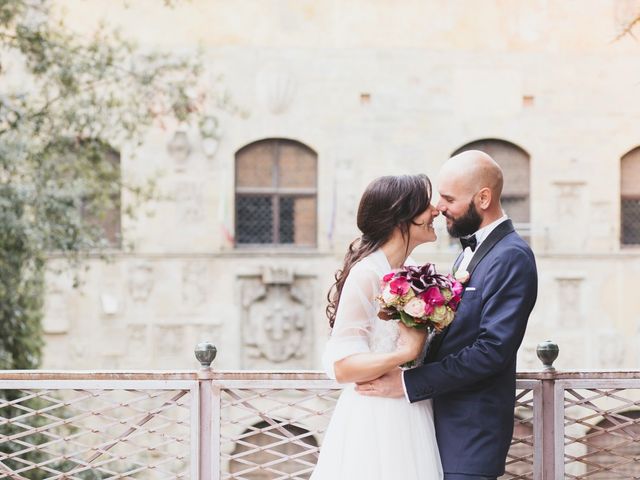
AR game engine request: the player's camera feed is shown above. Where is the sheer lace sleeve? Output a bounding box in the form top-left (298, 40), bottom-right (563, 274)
top-left (322, 261), bottom-right (380, 379)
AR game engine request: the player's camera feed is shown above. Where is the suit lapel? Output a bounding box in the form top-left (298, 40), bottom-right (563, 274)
top-left (426, 219), bottom-right (515, 362)
top-left (465, 219), bottom-right (515, 277)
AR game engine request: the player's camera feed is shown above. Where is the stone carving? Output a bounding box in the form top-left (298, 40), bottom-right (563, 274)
top-left (100, 293), bottom-right (119, 316)
top-left (245, 286), bottom-right (306, 363)
top-left (556, 278), bottom-right (583, 328)
top-left (199, 115), bottom-right (221, 158)
top-left (261, 265), bottom-right (294, 285)
top-left (168, 129), bottom-right (191, 172)
top-left (175, 181), bottom-right (204, 223)
top-left (182, 261), bottom-right (208, 310)
top-left (129, 262), bottom-right (154, 303)
top-left (240, 267), bottom-right (314, 369)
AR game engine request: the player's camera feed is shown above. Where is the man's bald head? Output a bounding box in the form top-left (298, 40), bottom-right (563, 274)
top-left (436, 149), bottom-right (505, 234)
top-left (439, 150), bottom-right (503, 199)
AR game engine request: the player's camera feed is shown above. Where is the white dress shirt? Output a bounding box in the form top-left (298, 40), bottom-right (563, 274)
top-left (401, 214), bottom-right (510, 401)
top-left (456, 214), bottom-right (509, 273)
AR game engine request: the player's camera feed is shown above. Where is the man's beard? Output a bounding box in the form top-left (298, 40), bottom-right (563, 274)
top-left (446, 200), bottom-right (483, 238)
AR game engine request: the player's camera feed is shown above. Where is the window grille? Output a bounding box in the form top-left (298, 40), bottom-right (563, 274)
top-left (235, 139), bottom-right (317, 247)
top-left (621, 147), bottom-right (640, 246)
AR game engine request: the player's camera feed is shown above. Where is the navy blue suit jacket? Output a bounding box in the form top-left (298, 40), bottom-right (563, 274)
top-left (403, 219), bottom-right (538, 477)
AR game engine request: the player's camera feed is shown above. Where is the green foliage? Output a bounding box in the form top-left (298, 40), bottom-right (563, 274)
top-left (0, 186), bottom-right (44, 369)
top-left (0, 0), bottom-right (209, 370)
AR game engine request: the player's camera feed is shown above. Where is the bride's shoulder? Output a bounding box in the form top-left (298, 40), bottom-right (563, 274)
top-left (349, 250), bottom-right (389, 282)
top-left (350, 255), bottom-right (377, 277)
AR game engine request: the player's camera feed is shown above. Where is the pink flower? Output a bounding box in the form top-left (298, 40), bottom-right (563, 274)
top-left (448, 296), bottom-right (460, 310)
top-left (390, 277), bottom-right (410, 296)
top-left (423, 302), bottom-right (434, 316)
top-left (421, 286), bottom-right (446, 306)
top-left (382, 272), bottom-right (395, 283)
top-left (451, 281), bottom-right (463, 297)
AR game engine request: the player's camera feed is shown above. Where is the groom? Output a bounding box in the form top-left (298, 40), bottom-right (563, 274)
top-left (357, 150), bottom-right (538, 480)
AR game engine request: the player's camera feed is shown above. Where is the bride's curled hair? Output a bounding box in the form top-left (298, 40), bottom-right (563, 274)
top-left (326, 174), bottom-right (432, 328)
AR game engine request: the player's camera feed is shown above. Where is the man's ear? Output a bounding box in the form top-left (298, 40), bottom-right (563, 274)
top-left (477, 187), bottom-right (492, 210)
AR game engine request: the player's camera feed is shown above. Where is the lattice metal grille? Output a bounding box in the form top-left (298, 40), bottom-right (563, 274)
top-left (622, 198), bottom-right (640, 245)
top-left (561, 384), bottom-right (640, 479)
top-left (278, 197), bottom-right (295, 244)
top-left (219, 383), bottom-right (341, 480)
top-left (0, 383), bottom-right (194, 479)
top-left (500, 388), bottom-right (536, 480)
top-left (219, 383), bottom-right (540, 480)
top-left (236, 196), bottom-right (273, 245)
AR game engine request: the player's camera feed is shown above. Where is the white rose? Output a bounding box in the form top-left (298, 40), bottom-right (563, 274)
top-left (403, 297), bottom-right (426, 318)
top-left (454, 270), bottom-right (470, 284)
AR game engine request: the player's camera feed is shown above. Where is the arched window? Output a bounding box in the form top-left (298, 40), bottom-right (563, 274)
top-left (452, 139), bottom-right (531, 236)
top-left (80, 144), bottom-right (121, 248)
top-left (51, 138), bottom-right (121, 249)
top-left (228, 420), bottom-right (319, 479)
top-left (585, 410), bottom-right (640, 478)
top-left (621, 147), bottom-right (640, 246)
top-left (235, 139), bottom-right (317, 247)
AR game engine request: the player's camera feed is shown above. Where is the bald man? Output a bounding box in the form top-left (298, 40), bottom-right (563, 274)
top-left (358, 150), bottom-right (538, 480)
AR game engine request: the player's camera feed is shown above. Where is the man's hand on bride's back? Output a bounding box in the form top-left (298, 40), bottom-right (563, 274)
top-left (396, 323), bottom-right (427, 364)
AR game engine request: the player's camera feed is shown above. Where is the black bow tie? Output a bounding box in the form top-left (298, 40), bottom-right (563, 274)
top-left (460, 235), bottom-right (477, 252)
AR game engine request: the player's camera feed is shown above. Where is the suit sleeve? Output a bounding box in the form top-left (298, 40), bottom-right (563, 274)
top-left (403, 247), bottom-right (537, 403)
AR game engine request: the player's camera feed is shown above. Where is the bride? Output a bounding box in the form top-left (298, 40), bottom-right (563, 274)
top-left (311, 174), bottom-right (443, 480)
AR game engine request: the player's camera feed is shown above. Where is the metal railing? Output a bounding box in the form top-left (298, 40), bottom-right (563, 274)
top-left (1, 343), bottom-right (639, 479)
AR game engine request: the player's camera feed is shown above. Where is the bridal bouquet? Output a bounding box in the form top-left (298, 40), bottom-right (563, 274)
top-left (377, 263), bottom-right (463, 332)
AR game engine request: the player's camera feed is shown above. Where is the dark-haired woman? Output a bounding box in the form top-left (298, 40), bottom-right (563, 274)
top-left (311, 174), bottom-right (443, 480)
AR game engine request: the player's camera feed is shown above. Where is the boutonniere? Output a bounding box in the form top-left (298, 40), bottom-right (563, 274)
top-left (454, 270), bottom-right (470, 285)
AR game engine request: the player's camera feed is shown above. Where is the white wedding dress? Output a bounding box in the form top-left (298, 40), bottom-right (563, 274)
top-left (311, 249), bottom-right (443, 480)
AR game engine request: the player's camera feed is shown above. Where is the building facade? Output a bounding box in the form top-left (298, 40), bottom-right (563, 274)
top-left (42, 0), bottom-right (640, 372)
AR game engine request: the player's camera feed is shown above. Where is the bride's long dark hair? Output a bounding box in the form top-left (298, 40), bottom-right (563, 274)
top-left (326, 174), bottom-right (432, 328)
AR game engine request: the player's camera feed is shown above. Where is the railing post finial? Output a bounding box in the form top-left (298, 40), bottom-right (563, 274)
top-left (536, 340), bottom-right (559, 372)
top-left (194, 341), bottom-right (217, 369)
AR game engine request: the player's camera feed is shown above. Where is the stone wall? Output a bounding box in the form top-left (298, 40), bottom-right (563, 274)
top-left (41, 0), bottom-right (640, 371)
